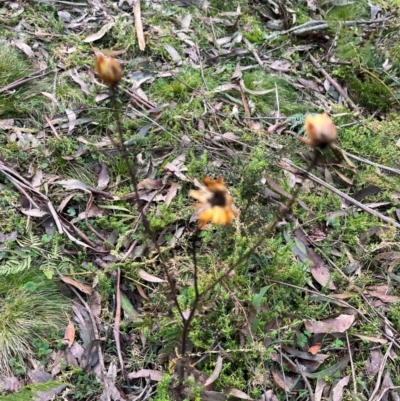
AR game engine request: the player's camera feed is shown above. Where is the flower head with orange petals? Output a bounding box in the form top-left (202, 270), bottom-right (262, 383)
top-left (189, 176), bottom-right (239, 228)
top-left (94, 52), bottom-right (122, 86)
top-left (299, 112), bottom-right (337, 148)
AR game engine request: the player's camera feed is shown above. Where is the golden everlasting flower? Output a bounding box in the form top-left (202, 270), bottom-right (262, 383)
top-left (299, 112), bottom-right (337, 148)
top-left (189, 176), bottom-right (239, 228)
top-left (94, 52), bottom-right (122, 86)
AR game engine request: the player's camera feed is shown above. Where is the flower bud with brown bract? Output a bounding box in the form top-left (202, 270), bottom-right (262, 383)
top-left (298, 112), bottom-right (337, 148)
top-left (94, 52), bottom-right (122, 86)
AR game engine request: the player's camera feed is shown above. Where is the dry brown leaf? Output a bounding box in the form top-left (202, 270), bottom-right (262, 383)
top-left (164, 44), bottom-right (182, 65)
top-left (181, 14), bottom-right (192, 29)
top-left (0, 376), bottom-right (21, 392)
top-left (308, 343), bottom-right (322, 355)
top-left (282, 346), bottom-right (329, 362)
top-left (270, 60), bottom-right (291, 72)
top-left (227, 388), bottom-right (253, 400)
top-left (204, 355), bottom-right (223, 387)
top-left (368, 291), bottom-right (399, 303)
top-left (314, 378), bottom-right (327, 401)
top-left (21, 209), bottom-right (49, 217)
top-left (134, 0), bottom-right (145, 51)
top-left (366, 350), bottom-right (382, 377)
top-left (165, 183), bottom-right (180, 206)
top-left (97, 161), bottom-right (110, 190)
top-left (294, 228), bottom-right (336, 290)
top-left (66, 109), bottom-right (77, 133)
top-left (12, 40), bottom-right (34, 58)
top-left (68, 69), bottom-right (90, 95)
top-left (271, 369), bottom-right (293, 392)
top-left (137, 178), bottom-right (163, 190)
top-left (63, 322), bottom-right (75, 348)
top-left (136, 283), bottom-right (149, 300)
top-left (332, 375), bottom-right (349, 401)
top-left (329, 293), bottom-right (358, 300)
top-left (83, 23), bottom-right (115, 43)
top-left (138, 269), bottom-right (166, 283)
top-left (297, 78), bottom-right (321, 92)
top-left (353, 334), bottom-right (387, 344)
top-left (60, 275), bottom-right (93, 295)
top-left (28, 370), bottom-right (52, 384)
top-left (127, 369), bottom-right (163, 381)
top-left (304, 314), bottom-right (355, 334)
top-left (41, 92), bottom-right (59, 105)
top-left (88, 291), bottom-right (102, 323)
top-left (34, 384), bottom-right (66, 401)
top-left (0, 119), bottom-right (14, 130)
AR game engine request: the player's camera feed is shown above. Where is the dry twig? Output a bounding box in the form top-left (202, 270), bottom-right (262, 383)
top-left (278, 159), bottom-right (400, 229)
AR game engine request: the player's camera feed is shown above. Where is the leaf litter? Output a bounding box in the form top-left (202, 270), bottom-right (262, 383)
top-left (2, 0), bottom-right (400, 399)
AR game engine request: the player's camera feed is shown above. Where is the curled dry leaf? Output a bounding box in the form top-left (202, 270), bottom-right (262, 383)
top-left (353, 334), bottom-right (387, 344)
top-left (127, 369), bottom-right (163, 381)
top-left (204, 355), bottom-right (223, 387)
top-left (138, 269), bottom-right (166, 283)
top-left (63, 321), bottom-right (75, 348)
top-left (332, 375), bottom-right (349, 401)
top-left (84, 22), bottom-right (115, 43)
top-left (60, 275), bottom-right (93, 295)
top-left (165, 183), bottom-right (180, 206)
top-left (136, 283), bottom-right (149, 300)
top-left (308, 343), bottom-right (322, 355)
top-left (271, 369), bottom-right (293, 392)
top-left (366, 350), bottom-right (383, 377)
top-left (163, 44), bottom-right (182, 65)
top-left (97, 161), bottom-right (110, 190)
top-left (227, 388), bottom-right (253, 400)
top-left (304, 314), bottom-right (355, 334)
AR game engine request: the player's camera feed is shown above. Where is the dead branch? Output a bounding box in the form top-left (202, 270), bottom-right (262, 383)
top-left (278, 159), bottom-right (400, 229)
top-left (308, 53), bottom-right (358, 111)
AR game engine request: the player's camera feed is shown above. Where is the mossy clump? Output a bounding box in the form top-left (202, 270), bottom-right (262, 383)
top-left (0, 269), bottom-right (69, 374)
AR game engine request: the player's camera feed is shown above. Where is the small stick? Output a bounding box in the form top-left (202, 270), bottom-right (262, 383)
top-left (343, 150), bottom-right (400, 175)
top-left (346, 332), bottom-right (357, 394)
top-left (114, 267), bottom-right (128, 383)
top-left (294, 360), bottom-right (315, 401)
top-left (309, 53), bottom-right (358, 111)
top-left (278, 159), bottom-right (400, 229)
top-left (44, 115), bottom-right (62, 140)
top-left (264, 18), bottom-right (389, 41)
top-left (243, 37), bottom-right (263, 67)
top-left (375, 386), bottom-right (400, 401)
top-left (0, 68), bottom-right (59, 94)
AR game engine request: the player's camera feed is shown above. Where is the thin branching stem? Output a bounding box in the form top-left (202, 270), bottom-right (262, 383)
top-left (180, 152), bottom-right (320, 369)
top-left (109, 86), bottom-right (184, 322)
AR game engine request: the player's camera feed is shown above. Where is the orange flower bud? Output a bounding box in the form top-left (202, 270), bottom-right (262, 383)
top-left (94, 52), bottom-right (122, 86)
top-left (299, 112), bottom-right (337, 148)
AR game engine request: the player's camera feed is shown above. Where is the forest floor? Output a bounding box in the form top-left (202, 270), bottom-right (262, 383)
top-left (1, 0), bottom-right (400, 400)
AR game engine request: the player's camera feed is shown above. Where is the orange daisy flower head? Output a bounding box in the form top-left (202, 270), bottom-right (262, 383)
top-left (94, 52), bottom-right (122, 86)
top-left (299, 112), bottom-right (337, 148)
top-left (189, 176), bottom-right (239, 228)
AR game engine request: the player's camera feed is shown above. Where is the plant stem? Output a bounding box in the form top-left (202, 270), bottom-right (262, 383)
top-left (109, 86), bottom-right (184, 322)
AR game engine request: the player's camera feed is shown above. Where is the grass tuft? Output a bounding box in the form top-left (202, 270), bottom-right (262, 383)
top-left (0, 269), bottom-right (69, 374)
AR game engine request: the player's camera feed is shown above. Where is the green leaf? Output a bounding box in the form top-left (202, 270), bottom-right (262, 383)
top-left (121, 291), bottom-right (141, 321)
top-left (252, 285), bottom-right (270, 311)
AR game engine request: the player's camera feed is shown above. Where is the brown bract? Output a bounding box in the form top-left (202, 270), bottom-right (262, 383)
top-left (189, 176), bottom-right (239, 228)
top-left (94, 52), bottom-right (122, 86)
top-left (299, 112), bottom-right (337, 148)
